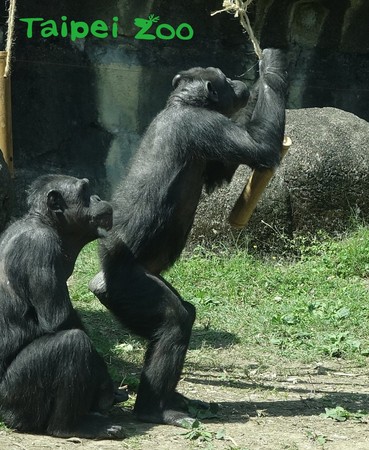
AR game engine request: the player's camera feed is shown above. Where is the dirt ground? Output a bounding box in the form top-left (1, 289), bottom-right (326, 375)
top-left (1, 359), bottom-right (368, 450)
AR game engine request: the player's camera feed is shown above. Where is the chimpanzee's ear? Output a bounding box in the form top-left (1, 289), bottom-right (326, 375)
top-left (206, 81), bottom-right (219, 103)
top-left (47, 190), bottom-right (65, 213)
top-left (172, 74), bottom-right (182, 89)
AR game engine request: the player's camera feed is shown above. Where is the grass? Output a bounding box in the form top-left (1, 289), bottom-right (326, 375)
top-left (69, 224), bottom-right (369, 386)
top-left (169, 226), bottom-right (369, 363)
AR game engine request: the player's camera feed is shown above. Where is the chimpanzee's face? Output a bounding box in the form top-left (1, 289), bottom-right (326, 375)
top-left (172, 66), bottom-right (249, 117)
top-left (44, 176), bottom-right (113, 240)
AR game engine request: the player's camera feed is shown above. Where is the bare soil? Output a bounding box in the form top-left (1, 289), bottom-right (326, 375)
top-left (1, 357), bottom-right (368, 450)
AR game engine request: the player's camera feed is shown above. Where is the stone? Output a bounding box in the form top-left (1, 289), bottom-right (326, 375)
top-left (189, 108), bottom-right (369, 249)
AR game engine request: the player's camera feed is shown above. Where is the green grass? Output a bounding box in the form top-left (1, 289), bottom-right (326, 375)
top-left (69, 225), bottom-right (369, 384)
top-left (169, 226), bottom-right (369, 362)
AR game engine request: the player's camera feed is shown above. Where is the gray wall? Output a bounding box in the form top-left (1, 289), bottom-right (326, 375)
top-left (1, 0), bottom-right (369, 214)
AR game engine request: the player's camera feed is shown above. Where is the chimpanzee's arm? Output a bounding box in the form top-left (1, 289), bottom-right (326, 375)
top-left (191, 49), bottom-right (288, 170)
top-left (6, 230), bottom-right (81, 333)
top-left (28, 257), bottom-right (80, 332)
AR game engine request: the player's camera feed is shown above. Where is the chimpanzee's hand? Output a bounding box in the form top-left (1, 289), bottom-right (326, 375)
top-left (259, 48), bottom-right (288, 90)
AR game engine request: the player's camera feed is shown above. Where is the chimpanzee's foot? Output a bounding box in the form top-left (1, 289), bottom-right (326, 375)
top-left (134, 407), bottom-right (196, 428)
top-left (134, 393), bottom-right (216, 427)
top-left (170, 392), bottom-right (211, 412)
top-left (50, 413), bottom-right (125, 439)
top-left (89, 271), bottom-right (109, 306)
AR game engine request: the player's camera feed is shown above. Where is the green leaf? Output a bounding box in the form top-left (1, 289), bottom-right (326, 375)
top-left (335, 307), bottom-right (350, 320)
top-left (321, 406), bottom-right (349, 421)
top-left (320, 406), bottom-right (368, 422)
top-left (215, 428), bottom-right (226, 440)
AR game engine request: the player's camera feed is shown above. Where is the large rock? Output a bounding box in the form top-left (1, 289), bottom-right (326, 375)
top-left (189, 108), bottom-right (369, 249)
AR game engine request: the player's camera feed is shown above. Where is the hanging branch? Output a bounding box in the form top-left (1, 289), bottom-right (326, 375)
top-left (211, 0), bottom-right (262, 59)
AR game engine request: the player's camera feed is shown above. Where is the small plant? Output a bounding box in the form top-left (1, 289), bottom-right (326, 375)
top-left (306, 430), bottom-right (328, 446)
top-left (320, 406), bottom-right (368, 422)
top-left (0, 420), bottom-right (8, 431)
top-left (182, 420), bottom-right (213, 442)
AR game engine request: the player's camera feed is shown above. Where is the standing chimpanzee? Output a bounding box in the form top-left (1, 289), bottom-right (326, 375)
top-left (0, 175), bottom-right (125, 439)
top-left (90, 48), bottom-right (288, 426)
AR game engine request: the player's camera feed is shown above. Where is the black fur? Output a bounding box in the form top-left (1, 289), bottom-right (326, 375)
top-left (0, 175), bottom-right (124, 439)
top-left (90, 49), bottom-right (288, 426)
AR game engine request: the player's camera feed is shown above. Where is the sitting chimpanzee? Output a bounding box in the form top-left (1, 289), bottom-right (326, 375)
top-left (90, 48), bottom-right (288, 426)
top-left (0, 175), bottom-right (125, 439)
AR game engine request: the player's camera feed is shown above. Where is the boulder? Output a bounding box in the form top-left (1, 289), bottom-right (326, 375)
top-left (189, 108), bottom-right (369, 249)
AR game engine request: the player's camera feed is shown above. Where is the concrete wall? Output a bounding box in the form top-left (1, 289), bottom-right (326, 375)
top-left (256, 0), bottom-right (369, 119)
top-left (0, 0), bottom-right (368, 217)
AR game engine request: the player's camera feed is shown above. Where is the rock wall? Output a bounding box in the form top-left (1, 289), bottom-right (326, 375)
top-left (256, 0), bottom-right (369, 120)
top-left (0, 0), bottom-right (250, 214)
top-left (0, 0), bottom-right (368, 224)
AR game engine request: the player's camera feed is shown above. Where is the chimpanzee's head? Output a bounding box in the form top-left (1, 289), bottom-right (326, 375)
top-left (27, 175), bottom-right (113, 240)
top-left (171, 67), bottom-right (249, 117)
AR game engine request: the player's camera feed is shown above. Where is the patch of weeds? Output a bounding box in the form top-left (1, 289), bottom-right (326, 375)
top-left (0, 420), bottom-right (8, 431)
top-left (306, 430), bottom-right (329, 446)
top-left (320, 332), bottom-right (364, 358)
top-left (320, 406), bottom-right (368, 422)
top-left (117, 394), bottom-right (135, 410)
top-left (182, 421), bottom-right (240, 447)
top-left (182, 420), bottom-right (213, 442)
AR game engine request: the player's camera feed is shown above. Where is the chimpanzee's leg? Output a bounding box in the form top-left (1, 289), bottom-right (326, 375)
top-left (0, 329), bottom-right (123, 439)
top-left (91, 258), bottom-right (196, 426)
